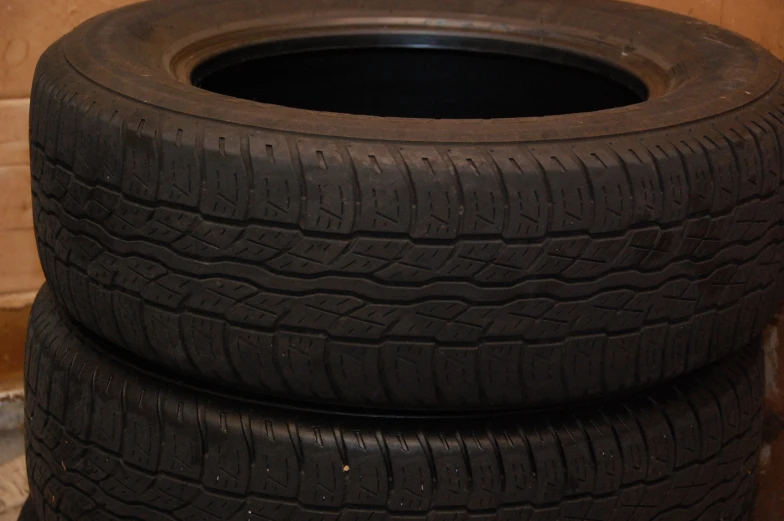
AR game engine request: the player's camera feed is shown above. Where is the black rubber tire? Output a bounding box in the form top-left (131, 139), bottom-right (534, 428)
top-left (16, 501), bottom-right (37, 521)
top-left (25, 285), bottom-right (762, 521)
top-left (31, 0), bottom-right (784, 410)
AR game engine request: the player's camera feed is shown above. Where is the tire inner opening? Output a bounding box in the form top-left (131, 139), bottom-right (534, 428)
top-left (192, 35), bottom-right (648, 119)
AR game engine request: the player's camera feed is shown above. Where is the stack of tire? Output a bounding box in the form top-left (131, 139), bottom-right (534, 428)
top-left (20, 0), bottom-right (784, 520)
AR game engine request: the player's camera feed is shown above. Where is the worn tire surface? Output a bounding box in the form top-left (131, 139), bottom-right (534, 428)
top-left (16, 501), bottom-right (37, 521)
top-left (25, 285), bottom-right (762, 521)
top-left (31, 0), bottom-right (784, 409)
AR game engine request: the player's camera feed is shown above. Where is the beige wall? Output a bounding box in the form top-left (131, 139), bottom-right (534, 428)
top-left (0, 0), bottom-right (782, 300)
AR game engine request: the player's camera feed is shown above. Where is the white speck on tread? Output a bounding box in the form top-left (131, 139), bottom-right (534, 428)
top-left (343, 465), bottom-right (350, 472)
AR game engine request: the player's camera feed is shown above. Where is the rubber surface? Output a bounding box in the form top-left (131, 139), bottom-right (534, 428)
top-left (25, 285), bottom-right (762, 521)
top-left (31, 0), bottom-right (784, 409)
top-left (16, 501), bottom-right (36, 521)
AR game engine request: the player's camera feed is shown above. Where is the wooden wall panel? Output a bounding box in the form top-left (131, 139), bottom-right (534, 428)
top-left (722, 0), bottom-right (784, 61)
top-left (0, 167), bottom-right (33, 231)
top-left (629, 0), bottom-right (723, 25)
top-left (0, 0), bottom-right (139, 99)
top-left (0, 100), bottom-right (29, 167)
top-left (0, 229), bottom-right (42, 295)
top-left (0, 165), bottom-right (40, 297)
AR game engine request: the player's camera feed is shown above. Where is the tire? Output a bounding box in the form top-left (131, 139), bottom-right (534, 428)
top-left (16, 501), bottom-right (37, 521)
top-left (25, 285), bottom-right (762, 521)
top-left (31, 0), bottom-right (784, 410)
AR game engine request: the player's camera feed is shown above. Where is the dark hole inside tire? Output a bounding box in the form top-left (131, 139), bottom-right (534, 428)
top-left (192, 34), bottom-right (648, 119)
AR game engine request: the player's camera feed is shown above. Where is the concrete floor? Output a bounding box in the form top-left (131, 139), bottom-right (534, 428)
top-left (0, 302), bottom-right (27, 521)
top-left (0, 393), bottom-right (25, 521)
top-left (2, 306), bottom-right (784, 521)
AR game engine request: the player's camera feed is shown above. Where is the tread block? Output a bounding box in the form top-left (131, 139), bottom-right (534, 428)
top-left (447, 148), bottom-right (505, 234)
top-left (299, 139), bottom-right (356, 233)
top-left (159, 120), bottom-right (203, 206)
top-left (573, 145), bottom-right (634, 233)
top-left (488, 148), bottom-right (550, 239)
top-left (248, 132), bottom-right (301, 223)
top-left (398, 146), bottom-right (461, 239)
top-left (530, 146), bottom-right (594, 232)
top-left (121, 114), bottom-right (160, 201)
top-left (348, 143), bottom-right (412, 233)
top-left (201, 132), bottom-right (250, 219)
